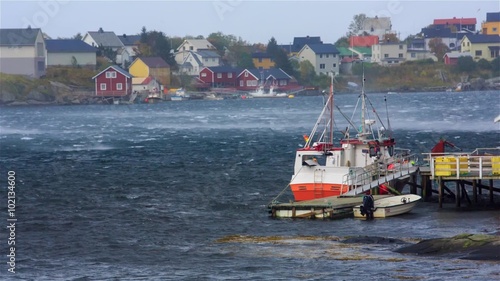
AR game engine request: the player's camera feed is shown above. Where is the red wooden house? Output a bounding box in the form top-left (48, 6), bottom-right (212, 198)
top-left (198, 66), bottom-right (242, 88)
top-left (92, 65), bottom-right (133, 96)
top-left (236, 68), bottom-right (295, 91)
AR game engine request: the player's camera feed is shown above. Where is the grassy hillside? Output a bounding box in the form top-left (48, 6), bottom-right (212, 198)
top-left (350, 61), bottom-right (498, 92)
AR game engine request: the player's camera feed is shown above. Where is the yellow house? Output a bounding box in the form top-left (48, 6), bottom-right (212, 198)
top-left (252, 53), bottom-right (275, 69)
top-left (481, 12), bottom-right (500, 35)
top-left (129, 57), bottom-right (171, 87)
top-left (460, 34), bottom-right (500, 61)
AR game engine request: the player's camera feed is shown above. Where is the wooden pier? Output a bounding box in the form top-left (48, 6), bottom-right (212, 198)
top-left (419, 149), bottom-right (500, 208)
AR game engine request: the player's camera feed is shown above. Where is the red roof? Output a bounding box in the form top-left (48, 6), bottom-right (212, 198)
top-left (349, 36), bottom-right (379, 47)
top-left (433, 18), bottom-right (476, 25)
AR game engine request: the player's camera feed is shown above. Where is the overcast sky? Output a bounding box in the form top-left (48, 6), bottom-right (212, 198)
top-left (1, 0), bottom-right (498, 44)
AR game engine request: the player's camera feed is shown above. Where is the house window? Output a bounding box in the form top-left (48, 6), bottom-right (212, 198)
top-left (246, 80), bottom-right (258, 86)
top-left (394, 60), bottom-right (399, 63)
top-left (201, 73), bottom-right (207, 77)
top-left (258, 58), bottom-right (262, 62)
top-left (190, 46), bottom-right (193, 50)
top-left (320, 64), bottom-right (325, 69)
top-left (217, 73), bottom-right (222, 78)
top-left (493, 27), bottom-right (498, 32)
top-left (106, 71), bottom-right (117, 78)
top-left (320, 54), bottom-right (323, 58)
top-left (279, 80), bottom-right (287, 86)
top-left (384, 54), bottom-right (389, 58)
top-left (333, 54), bottom-right (336, 58)
top-left (399, 45), bottom-right (403, 49)
top-left (205, 58), bottom-right (208, 62)
top-left (475, 50), bottom-right (482, 56)
top-left (212, 58), bottom-right (215, 62)
top-left (491, 49), bottom-right (499, 58)
top-left (100, 83), bottom-right (106, 90)
top-left (239, 80), bottom-right (244, 87)
top-left (244, 72), bottom-right (248, 77)
top-left (398, 53), bottom-right (403, 58)
top-left (116, 83), bottom-right (123, 90)
top-left (333, 63), bottom-right (336, 68)
top-left (467, 42), bottom-right (470, 46)
top-left (411, 53), bottom-right (416, 58)
top-left (37, 61), bottom-right (44, 71)
top-left (326, 54), bottom-right (329, 58)
top-left (228, 73), bottom-right (232, 78)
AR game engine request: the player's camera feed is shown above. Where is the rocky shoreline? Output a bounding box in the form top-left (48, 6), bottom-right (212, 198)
top-left (344, 233), bottom-right (500, 261)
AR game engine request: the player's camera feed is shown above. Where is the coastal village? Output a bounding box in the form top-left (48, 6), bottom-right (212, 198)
top-left (0, 12), bottom-right (499, 104)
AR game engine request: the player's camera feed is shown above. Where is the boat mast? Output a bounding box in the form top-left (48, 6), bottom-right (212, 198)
top-left (360, 65), bottom-right (367, 139)
top-left (329, 73), bottom-right (334, 144)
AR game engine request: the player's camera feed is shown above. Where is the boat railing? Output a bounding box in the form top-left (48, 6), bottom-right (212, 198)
top-left (423, 150), bottom-right (500, 179)
top-left (340, 153), bottom-right (419, 193)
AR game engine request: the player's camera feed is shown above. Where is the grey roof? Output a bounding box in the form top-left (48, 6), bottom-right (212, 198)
top-left (292, 36), bottom-right (322, 53)
top-left (244, 68), bottom-right (292, 80)
top-left (86, 31), bottom-right (124, 48)
top-left (46, 39), bottom-right (97, 53)
top-left (251, 52), bottom-right (272, 59)
top-left (117, 35), bottom-right (141, 46)
top-left (196, 50), bottom-right (220, 58)
top-left (486, 12), bottom-right (500, 22)
top-left (421, 27), bottom-right (454, 38)
top-left (464, 34), bottom-right (500, 44)
top-left (205, 66), bottom-right (242, 73)
top-left (138, 57), bottom-right (170, 68)
top-left (0, 28), bottom-right (41, 46)
top-left (92, 65), bottom-right (132, 79)
top-left (306, 44), bottom-right (339, 54)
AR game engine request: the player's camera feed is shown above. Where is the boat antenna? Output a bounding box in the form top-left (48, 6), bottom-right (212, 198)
top-left (384, 95), bottom-right (393, 138)
top-left (360, 63), bottom-right (367, 138)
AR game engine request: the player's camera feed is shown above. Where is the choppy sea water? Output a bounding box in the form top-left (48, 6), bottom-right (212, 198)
top-left (0, 91), bottom-right (499, 280)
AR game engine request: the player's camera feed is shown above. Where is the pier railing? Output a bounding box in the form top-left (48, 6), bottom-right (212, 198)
top-left (423, 148), bottom-right (500, 180)
top-left (341, 153), bottom-right (419, 194)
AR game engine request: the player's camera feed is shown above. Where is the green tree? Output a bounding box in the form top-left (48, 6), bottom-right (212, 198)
top-left (382, 33), bottom-right (399, 43)
top-left (236, 52), bottom-right (254, 69)
top-left (348, 14), bottom-right (367, 36)
top-left (457, 56), bottom-right (476, 72)
top-left (136, 28), bottom-right (176, 69)
top-left (491, 57), bottom-right (500, 73)
top-left (298, 60), bottom-right (316, 85)
top-left (428, 38), bottom-right (449, 62)
top-left (266, 37), bottom-right (279, 57)
top-left (207, 32), bottom-right (237, 56)
top-left (477, 58), bottom-right (491, 70)
top-left (334, 35), bottom-right (349, 48)
top-left (266, 37), bottom-right (293, 75)
top-left (72, 32), bottom-right (82, 40)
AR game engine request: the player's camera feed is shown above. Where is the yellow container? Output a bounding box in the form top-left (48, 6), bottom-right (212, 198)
top-left (434, 157), bottom-right (455, 176)
top-left (492, 156), bottom-right (500, 175)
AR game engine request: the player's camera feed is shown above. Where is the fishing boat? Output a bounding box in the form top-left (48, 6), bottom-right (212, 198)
top-left (289, 71), bottom-right (415, 201)
top-left (248, 85), bottom-right (277, 98)
top-left (352, 194), bottom-right (421, 218)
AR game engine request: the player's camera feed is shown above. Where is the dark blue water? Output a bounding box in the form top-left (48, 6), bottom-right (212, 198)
top-left (1, 91), bottom-right (499, 280)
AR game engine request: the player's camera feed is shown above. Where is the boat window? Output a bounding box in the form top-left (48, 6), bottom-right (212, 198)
top-left (388, 146), bottom-right (394, 157)
top-left (302, 155), bottom-right (325, 166)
